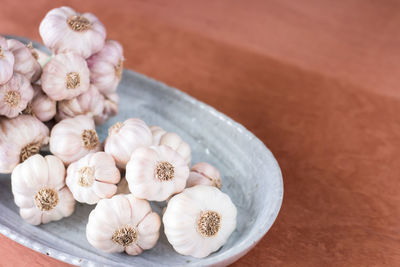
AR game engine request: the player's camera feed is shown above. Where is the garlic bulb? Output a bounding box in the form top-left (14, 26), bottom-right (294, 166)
top-left (11, 154), bottom-right (75, 225)
top-left (7, 39), bottom-right (42, 82)
top-left (104, 118), bottom-right (152, 168)
top-left (0, 115), bottom-right (49, 173)
top-left (125, 145), bottom-right (189, 201)
top-left (187, 162), bottom-right (222, 188)
top-left (86, 194), bottom-right (161, 255)
top-left (39, 6), bottom-right (106, 59)
top-left (41, 52), bottom-right (90, 101)
top-left (23, 84), bottom-right (56, 122)
top-left (0, 36), bottom-right (14, 84)
top-left (50, 115), bottom-right (101, 164)
top-left (66, 152), bottom-right (120, 204)
top-left (116, 177), bottom-right (130, 195)
top-left (150, 126), bottom-right (191, 166)
top-left (0, 73), bottom-right (33, 118)
top-left (93, 93), bottom-right (119, 125)
top-left (87, 40), bottom-right (124, 94)
top-left (57, 84), bottom-right (105, 121)
top-left (163, 185), bottom-right (237, 258)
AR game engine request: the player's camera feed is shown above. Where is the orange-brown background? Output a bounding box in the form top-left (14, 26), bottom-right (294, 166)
top-left (1, 0), bottom-right (400, 266)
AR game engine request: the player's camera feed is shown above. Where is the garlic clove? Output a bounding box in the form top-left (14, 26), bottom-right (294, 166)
top-left (186, 162), bottom-right (222, 188)
top-left (0, 73), bottom-right (34, 118)
top-left (104, 118), bottom-right (152, 168)
top-left (41, 52), bottom-right (90, 101)
top-left (23, 84), bottom-right (56, 122)
top-left (150, 125), bottom-right (191, 166)
top-left (86, 194), bottom-right (161, 255)
top-left (87, 40), bottom-right (124, 95)
top-left (39, 6), bottom-right (106, 59)
top-left (0, 36), bottom-right (14, 85)
top-left (56, 84), bottom-right (105, 121)
top-left (125, 145), bottom-right (190, 201)
top-left (50, 115), bottom-right (101, 165)
top-left (163, 185), bottom-right (237, 258)
top-left (7, 39), bottom-right (42, 83)
top-left (11, 154), bottom-right (75, 225)
top-left (0, 115), bottom-right (49, 173)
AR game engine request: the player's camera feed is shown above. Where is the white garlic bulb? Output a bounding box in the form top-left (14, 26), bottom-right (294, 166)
top-left (39, 6), bottom-right (106, 59)
top-left (0, 73), bottom-right (33, 118)
top-left (41, 52), bottom-right (90, 101)
top-left (150, 126), bottom-right (191, 166)
top-left (0, 36), bottom-right (14, 85)
top-left (125, 145), bottom-right (189, 201)
top-left (7, 39), bottom-right (42, 83)
top-left (163, 185), bottom-right (237, 258)
top-left (187, 162), bottom-right (222, 188)
top-left (11, 154), bottom-right (75, 225)
top-left (66, 152), bottom-right (120, 204)
top-left (87, 40), bottom-right (124, 95)
top-left (50, 115), bottom-right (101, 165)
top-left (0, 115), bottom-right (49, 173)
top-left (86, 194), bottom-right (161, 255)
top-left (57, 84), bottom-right (105, 121)
top-left (93, 92), bottom-right (119, 125)
top-left (104, 118), bottom-right (152, 168)
top-left (23, 84), bottom-right (56, 122)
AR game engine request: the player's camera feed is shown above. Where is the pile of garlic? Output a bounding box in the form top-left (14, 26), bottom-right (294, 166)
top-left (2, 6), bottom-right (237, 259)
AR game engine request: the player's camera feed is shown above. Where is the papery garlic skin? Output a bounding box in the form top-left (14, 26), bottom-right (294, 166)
top-left (87, 40), bottom-right (124, 95)
top-left (11, 154), bottom-right (75, 225)
top-left (32, 48), bottom-right (52, 68)
top-left (150, 126), bottom-right (191, 166)
top-left (94, 93), bottom-right (119, 125)
top-left (39, 6), bottom-right (106, 59)
top-left (126, 145), bottom-right (189, 201)
top-left (0, 36), bottom-right (14, 85)
top-left (24, 84), bottom-right (56, 122)
top-left (50, 115), bottom-right (101, 165)
top-left (57, 84), bottom-right (104, 121)
top-left (0, 115), bottom-right (49, 173)
top-left (0, 73), bottom-right (33, 118)
top-left (86, 194), bottom-right (160, 255)
top-left (66, 152), bottom-right (120, 204)
top-left (7, 39), bottom-right (42, 82)
top-left (41, 52), bottom-right (90, 101)
top-left (187, 162), bottom-right (222, 188)
top-left (104, 118), bottom-right (152, 168)
top-left (163, 185), bottom-right (237, 258)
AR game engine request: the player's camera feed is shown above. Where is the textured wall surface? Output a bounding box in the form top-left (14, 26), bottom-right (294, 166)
top-left (0, 0), bottom-right (399, 266)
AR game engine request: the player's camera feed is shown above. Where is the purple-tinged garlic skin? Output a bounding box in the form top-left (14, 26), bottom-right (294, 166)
top-left (125, 145), bottom-right (190, 201)
top-left (25, 84), bottom-right (56, 122)
top-left (104, 118), bottom-right (152, 169)
top-left (86, 194), bottom-right (161, 255)
top-left (87, 40), bottom-right (124, 95)
top-left (11, 154), bottom-right (75, 225)
top-left (7, 39), bottom-right (42, 83)
top-left (187, 162), bottom-right (222, 188)
top-left (0, 115), bottom-right (49, 173)
top-left (57, 84), bottom-right (105, 121)
top-left (0, 73), bottom-right (34, 118)
top-left (50, 115), bottom-right (101, 165)
top-left (39, 6), bottom-right (106, 59)
top-left (41, 52), bottom-right (90, 101)
top-left (66, 152), bottom-right (120, 204)
top-left (93, 92), bottom-right (119, 125)
top-left (0, 36), bottom-right (14, 85)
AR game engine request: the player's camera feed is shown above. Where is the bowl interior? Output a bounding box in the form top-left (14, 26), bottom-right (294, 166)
top-left (0, 37), bottom-right (283, 266)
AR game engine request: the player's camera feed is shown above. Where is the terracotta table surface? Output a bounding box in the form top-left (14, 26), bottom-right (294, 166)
top-left (1, 0), bottom-right (400, 266)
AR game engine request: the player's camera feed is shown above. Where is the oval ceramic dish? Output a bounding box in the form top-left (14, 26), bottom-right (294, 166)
top-left (0, 36), bottom-right (283, 266)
